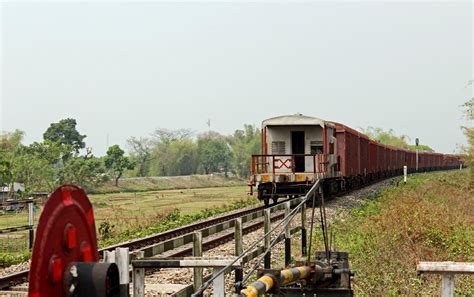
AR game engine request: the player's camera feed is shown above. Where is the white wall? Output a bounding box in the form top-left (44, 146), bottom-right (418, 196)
top-left (266, 125), bottom-right (323, 172)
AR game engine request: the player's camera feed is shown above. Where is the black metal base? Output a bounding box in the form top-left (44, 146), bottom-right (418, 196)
top-left (277, 287), bottom-right (353, 297)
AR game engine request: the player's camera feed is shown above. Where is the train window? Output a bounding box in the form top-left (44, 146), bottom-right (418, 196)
top-left (310, 141), bottom-right (323, 154)
top-left (272, 141), bottom-right (286, 154)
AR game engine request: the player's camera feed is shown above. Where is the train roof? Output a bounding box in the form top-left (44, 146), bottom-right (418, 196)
top-left (262, 113), bottom-right (334, 128)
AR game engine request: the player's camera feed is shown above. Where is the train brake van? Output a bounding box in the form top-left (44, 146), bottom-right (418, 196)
top-left (250, 113), bottom-right (339, 205)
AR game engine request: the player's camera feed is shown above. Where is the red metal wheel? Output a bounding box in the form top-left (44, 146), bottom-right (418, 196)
top-left (28, 185), bottom-right (98, 297)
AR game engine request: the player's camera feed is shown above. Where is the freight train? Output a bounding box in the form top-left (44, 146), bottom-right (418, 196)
top-left (249, 114), bottom-right (464, 205)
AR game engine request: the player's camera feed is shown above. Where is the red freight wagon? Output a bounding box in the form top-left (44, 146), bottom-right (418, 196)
top-left (376, 145), bottom-right (383, 172)
top-left (250, 114), bottom-right (463, 204)
top-left (382, 146), bottom-right (388, 172)
top-left (399, 149), bottom-right (405, 170)
top-left (335, 123), bottom-right (361, 177)
top-left (389, 148), bottom-right (395, 171)
top-left (369, 140), bottom-right (378, 174)
top-left (408, 151), bottom-right (415, 170)
top-left (359, 133), bottom-right (370, 176)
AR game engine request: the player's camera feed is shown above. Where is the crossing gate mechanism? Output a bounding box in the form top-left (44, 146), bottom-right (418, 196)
top-left (28, 185), bottom-right (120, 297)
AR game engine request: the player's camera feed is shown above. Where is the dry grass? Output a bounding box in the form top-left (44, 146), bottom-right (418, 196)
top-left (91, 174), bottom-right (246, 194)
top-left (90, 185), bottom-right (251, 233)
top-left (317, 170), bottom-right (473, 295)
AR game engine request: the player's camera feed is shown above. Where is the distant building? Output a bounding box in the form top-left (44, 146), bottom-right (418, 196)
top-left (0, 183), bottom-right (25, 202)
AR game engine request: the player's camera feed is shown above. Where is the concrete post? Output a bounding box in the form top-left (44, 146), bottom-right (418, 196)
top-left (28, 201), bottom-right (34, 250)
top-left (115, 248), bottom-right (130, 297)
top-left (133, 251), bottom-right (145, 297)
top-left (441, 274), bottom-right (454, 297)
top-left (104, 250), bottom-right (115, 263)
top-left (193, 232), bottom-right (203, 293)
top-left (213, 267), bottom-right (226, 297)
top-left (403, 165), bottom-right (407, 184)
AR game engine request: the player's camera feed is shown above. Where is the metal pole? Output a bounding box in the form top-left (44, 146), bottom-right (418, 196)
top-left (264, 209), bottom-right (271, 269)
top-left (234, 218), bottom-right (243, 284)
top-left (307, 192), bottom-right (317, 263)
top-left (301, 202), bottom-right (307, 257)
top-left (284, 201), bottom-right (291, 267)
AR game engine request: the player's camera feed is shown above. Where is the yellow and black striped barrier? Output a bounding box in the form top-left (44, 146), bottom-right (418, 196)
top-left (240, 266), bottom-right (312, 297)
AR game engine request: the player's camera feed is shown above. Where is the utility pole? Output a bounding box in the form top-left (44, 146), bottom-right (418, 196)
top-left (206, 119), bottom-right (211, 131)
top-left (415, 138), bottom-right (419, 172)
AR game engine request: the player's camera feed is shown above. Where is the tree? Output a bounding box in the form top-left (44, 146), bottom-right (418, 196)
top-left (0, 158), bottom-right (11, 187)
top-left (227, 124), bottom-right (261, 177)
top-left (43, 118), bottom-right (86, 153)
top-left (361, 127), bottom-right (433, 151)
top-left (151, 128), bottom-right (193, 144)
top-left (58, 154), bottom-right (107, 189)
top-left (148, 129), bottom-right (198, 176)
top-left (12, 141), bottom-right (72, 194)
top-left (10, 148), bottom-right (55, 194)
top-left (462, 98), bottom-right (473, 185)
top-left (104, 145), bottom-right (135, 186)
top-left (168, 139), bottom-right (198, 175)
top-left (127, 137), bottom-right (152, 177)
top-left (197, 132), bottom-right (231, 176)
top-left (0, 130), bottom-right (29, 194)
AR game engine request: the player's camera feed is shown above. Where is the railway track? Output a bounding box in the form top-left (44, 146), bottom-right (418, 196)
top-left (0, 200), bottom-right (288, 291)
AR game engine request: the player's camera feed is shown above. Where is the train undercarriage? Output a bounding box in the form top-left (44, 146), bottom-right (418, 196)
top-left (255, 166), bottom-right (462, 205)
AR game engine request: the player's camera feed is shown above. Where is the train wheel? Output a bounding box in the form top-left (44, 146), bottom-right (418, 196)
top-left (264, 197), bottom-right (270, 207)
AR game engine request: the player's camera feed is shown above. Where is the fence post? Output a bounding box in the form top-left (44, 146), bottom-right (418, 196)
top-left (115, 247), bottom-right (130, 297)
top-left (284, 201), bottom-right (291, 266)
top-left (213, 267), bottom-right (226, 297)
top-left (193, 232), bottom-right (203, 294)
top-left (301, 201), bottom-right (307, 257)
top-left (234, 218), bottom-right (243, 284)
top-left (104, 250), bottom-right (116, 263)
top-left (28, 200), bottom-right (34, 250)
top-left (264, 209), bottom-right (271, 269)
top-left (417, 261), bottom-right (474, 297)
top-left (441, 274), bottom-right (454, 297)
top-left (133, 251), bottom-right (145, 297)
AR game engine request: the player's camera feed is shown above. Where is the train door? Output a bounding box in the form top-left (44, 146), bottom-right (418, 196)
top-left (291, 131), bottom-right (305, 172)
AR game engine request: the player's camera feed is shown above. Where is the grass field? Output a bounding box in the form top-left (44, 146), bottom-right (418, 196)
top-left (91, 174), bottom-right (246, 194)
top-left (89, 185), bottom-right (253, 237)
top-left (310, 170), bottom-right (473, 295)
top-left (0, 184), bottom-right (256, 266)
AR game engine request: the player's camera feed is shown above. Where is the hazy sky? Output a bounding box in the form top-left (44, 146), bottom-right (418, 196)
top-left (1, 1), bottom-right (472, 155)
